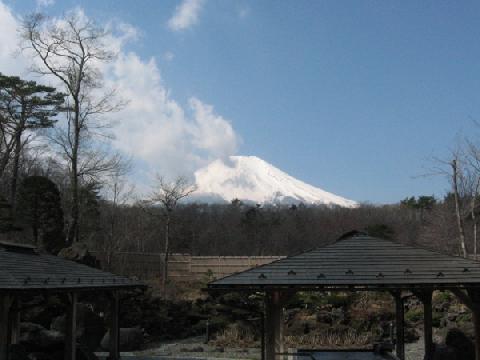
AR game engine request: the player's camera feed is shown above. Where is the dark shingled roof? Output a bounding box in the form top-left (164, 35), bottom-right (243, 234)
top-left (0, 242), bottom-right (143, 292)
top-left (209, 232), bottom-right (480, 291)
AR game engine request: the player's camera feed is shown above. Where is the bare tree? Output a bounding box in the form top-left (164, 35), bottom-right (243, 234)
top-left (465, 141), bottom-right (480, 259)
top-left (144, 176), bottom-right (196, 295)
top-left (21, 11), bottom-right (124, 244)
top-left (100, 167), bottom-right (134, 269)
top-left (451, 157), bottom-right (468, 257)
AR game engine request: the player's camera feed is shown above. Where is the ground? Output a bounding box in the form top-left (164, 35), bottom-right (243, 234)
top-left (96, 336), bottom-right (426, 359)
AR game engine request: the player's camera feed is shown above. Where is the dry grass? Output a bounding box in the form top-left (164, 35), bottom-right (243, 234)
top-left (212, 324), bottom-right (258, 347)
top-left (286, 329), bottom-right (371, 348)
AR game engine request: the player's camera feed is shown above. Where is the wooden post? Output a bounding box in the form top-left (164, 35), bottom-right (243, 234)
top-left (65, 293), bottom-right (77, 360)
top-left (265, 291), bottom-right (285, 360)
top-left (8, 297), bottom-right (20, 345)
top-left (419, 290), bottom-right (433, 360)
top-left (472, 307), bottom-right (480, 360)
top-left (261, 310), bottom-right (265, 360)
top-left (394, 292), bottom-right (405, 360)
top-left (451, 288), bottom-right (480, 360)
top-left (0, 296), bottom-right (12, 360)
top-left (109, 291), bottom-right (120, 360)
top-left (467, 289), bottom-right (480, 360)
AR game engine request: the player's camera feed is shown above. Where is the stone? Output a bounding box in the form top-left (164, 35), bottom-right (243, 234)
top-left (100, 327), bottom-right (143, 351)
top-left (433, 344), bottom-right (457, 360)
top-left (50, 303), bottom-right (105, 351)
top-left (445, 328), bottom-right (475, 360)
top-left (57, 243), bottom-right (98, 268)
top-left (20, 322), bottom-right (64, 351)
top-left (8, 344), bottom-right (29, 360)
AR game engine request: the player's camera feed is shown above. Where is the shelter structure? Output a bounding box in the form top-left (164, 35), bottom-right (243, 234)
top-left (209, 231), bottom-right (480, 360)
top-left (0, 241), bottom-right (144, 360)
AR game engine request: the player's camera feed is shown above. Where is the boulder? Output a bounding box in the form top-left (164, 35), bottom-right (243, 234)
top-left (100, 327), bottom-right (143, 351)
top-left (57, 243), bottom-right (98, 268)
top-left (20, 322), bottom-right (64, 351)
top-left (8, 344), bottom-right (29, 360)
top-left (51, 303), bottom-right (105, 351)
top-left (433, 344), bottom-right (457, 360)
top-left (445, 328), bottom-right (475, 360)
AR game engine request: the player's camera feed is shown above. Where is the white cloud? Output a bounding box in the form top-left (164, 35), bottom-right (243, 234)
top-left (0, 1), bottom-right (240, 184)
top-left (108, 52), bottom-right (239, 178)
top-left (36, 0), bottom-right (55, 7)
top-left (0, 2), bottom-right (30, 77)
top-left (167, 0), bottom-right (205, 32)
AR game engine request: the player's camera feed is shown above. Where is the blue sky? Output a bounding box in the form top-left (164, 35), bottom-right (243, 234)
top-left (3, 0), bottom-right (480, 204)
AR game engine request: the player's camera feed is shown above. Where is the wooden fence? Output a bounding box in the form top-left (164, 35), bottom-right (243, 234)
top-left (94, 252), bottom-right (284, 281)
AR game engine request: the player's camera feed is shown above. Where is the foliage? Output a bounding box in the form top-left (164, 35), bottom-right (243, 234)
top-left (401, 196), bottom-right (437, 210)
top-left (16, 176), bottom-right (65, 252)
top-left (405, 307), bottom-right (423, 323)
top-left (364, 223), bottom-right (394, 239)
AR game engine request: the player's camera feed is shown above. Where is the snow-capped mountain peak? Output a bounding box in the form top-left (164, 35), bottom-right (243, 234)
top-left (192, 156), bottom-right (357, 207)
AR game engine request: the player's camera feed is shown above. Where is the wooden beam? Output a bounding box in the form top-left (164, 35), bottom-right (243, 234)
top-left (64, 293), bottom-right (77, 360)
top-left (0, 296), bottom-right (13, 360)
top-left (393, 292), bottom-right (405, 360)
top-left (108, 291), bottom-right (120, 360)
top-left (265, 291), bottom-right (285, 360)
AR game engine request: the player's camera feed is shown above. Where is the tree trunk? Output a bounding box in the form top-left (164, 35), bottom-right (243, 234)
top-left (67, 101), bottom-right (81, 245)
top-left (10, 129), bottom-right (23, 216)
top-left (452, 159), bottom-right (468, 257)
top-left (472, 177), bottom-right (480, 260)
top-left (162, 215), bottom-right (170, 296)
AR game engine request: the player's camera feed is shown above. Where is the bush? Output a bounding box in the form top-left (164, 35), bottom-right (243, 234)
top-left (405, 308), bottom-right (423, 323)
top-left (324, 293), bottom-right (351, 308)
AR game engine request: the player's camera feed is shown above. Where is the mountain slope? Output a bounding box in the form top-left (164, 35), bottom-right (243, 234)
top-left (192, 156), bottom-right (357, 207)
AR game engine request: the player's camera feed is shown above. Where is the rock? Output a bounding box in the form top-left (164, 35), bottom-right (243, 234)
top-left (20, 322), bottom-right (64, 351)
top-left (57, 243), bottom-right (98, 268)
top-left (100, 327), bottom-right (143, 351)
top-left (8, 344), bottom-right (29, 360)
top-left (316, 310), bottom-right (334, 325)
top-left (405, 326), bottom-right (420, 342)
top-left (445, 328), bottom-right (475, 360)
top-left (433, 344), bottom-right (457, 360)
top-left (51, 303), bottom-right (105, 351)
top-left (447, 313), bottom-right (457, 322)
top-left (28, 347), bottom-right (97, 360)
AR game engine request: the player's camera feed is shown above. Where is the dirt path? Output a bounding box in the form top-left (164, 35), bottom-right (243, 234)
top-left (405, 338), bottom-right (424, 360)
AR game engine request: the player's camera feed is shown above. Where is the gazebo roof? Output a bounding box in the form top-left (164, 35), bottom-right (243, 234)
top-left (209, 232), bottom-right (480, 291)
top-left (0, 242), bottom-right (143, 292)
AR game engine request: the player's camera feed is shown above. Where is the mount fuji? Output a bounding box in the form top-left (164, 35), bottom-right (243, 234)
top-left (191, 156), bottom-right (357, 207)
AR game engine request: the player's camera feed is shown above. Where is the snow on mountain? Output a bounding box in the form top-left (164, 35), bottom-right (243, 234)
top-left (191, 156), bottom-right (357, 207)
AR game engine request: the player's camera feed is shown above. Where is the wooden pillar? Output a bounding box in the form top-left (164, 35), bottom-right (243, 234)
top-left (65, 293), bottom-right (77, 360)
top-left (419, 290), bottom-right (433, 360)
top-left (108, 291), bottom-right (120, 360)
top-left (8, 297), bottom-right (20, 346)
top-left (467, 289), bottom-right (480, 360)
top-left (472, 307), bottom-right (480, 360)
top-left (265, 291), bottom-right (285, 360)
top-left (0, 296), bottom-right (13, 360)
top-left (451, 288), bottom-right (480, 360)
top-left (393, 292), bottom-right (405, 360)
